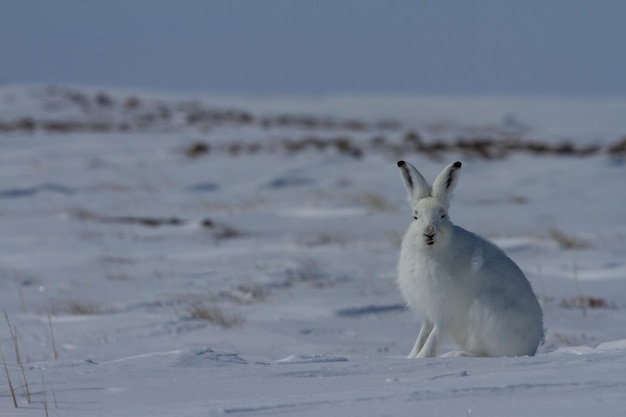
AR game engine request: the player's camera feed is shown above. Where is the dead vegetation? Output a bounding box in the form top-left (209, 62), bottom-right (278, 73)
top-left (3, 310), bottom-right (31, 406)
top-left (541, 295), bottom-right (616, 313)
top-left (2, 311), bottom-right (58, 412)
top-left (178, 132), bottom-right (622, 161)
top-left (185, 141), bottom-right (210, 158)
top-left (559, 296), bottom-right (616, 310)
top-left (68, 208), bottom-right (241, 238)
top-left (47, 300), bottom-right (112, 316)
top-left (550, 331), bottom-right (596, 347)
top-left (0, 86), bottom-right (401, 135)
top-left (2, 86), bottom-right (625, 161)
top-left (186, 302), bottom-right (245, 329)
top-left (607, 137), bottom-right (626, 156)
top-left (549, 228), bottom-right (590, 249)
top-left (1, 348), bottom-right (18, 408)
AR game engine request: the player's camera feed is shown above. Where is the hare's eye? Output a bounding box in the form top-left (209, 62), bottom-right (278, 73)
top-left (440, 212), bottom-right (446, 219)
top-left (412, 211), bottom-right (418, 220)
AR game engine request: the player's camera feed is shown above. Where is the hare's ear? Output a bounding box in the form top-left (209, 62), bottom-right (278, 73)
top-left (397, 161), bottom-right (430, 205)
top-left (432, 161), bottom-right (462, 207)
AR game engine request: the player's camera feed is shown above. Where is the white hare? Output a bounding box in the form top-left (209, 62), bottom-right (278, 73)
top-left (396, 160), bottom-right (543, 358)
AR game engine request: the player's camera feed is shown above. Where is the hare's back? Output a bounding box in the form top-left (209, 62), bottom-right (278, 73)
top-left (452, 226), bottom-right (536, 297)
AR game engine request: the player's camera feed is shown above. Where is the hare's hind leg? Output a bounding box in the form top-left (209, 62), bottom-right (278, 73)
top-left (408, 320), bottom-right (434, 358)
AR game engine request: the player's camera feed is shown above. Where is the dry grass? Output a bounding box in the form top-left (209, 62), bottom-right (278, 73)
top-left (4, 86), bottom-right (626, 162)
top-left (551, 331), bottom-right (596, 347)
top-left (48, 300), bottom-right (112, 316)
top-left (2, 312), bottom-right (58, 412)
top-left (2, 86), bottom-right (400, 136)
top-left (540, 295), bottom-right (615, 312)
top-left (187, 303), bottom-right (245, 329)
top-left (48, 315), bottom-right (58, 360)
top-left (41, 370), bottom-right (49, 417)
top-left (559, 296), bottom-right (615, 310)
top-left (549, 228), bottom-right (590, 249)
top-left (607, 136), bottom-right (626, 156)
top-left (184, 141), bottom-right (210, 158)
top-left (1, 348), bottom-right (18, 408)
top-left (66, 302), bottom-right (104, 315)
top-left (3, 310), bottom-right (30, 404)
top-left (71, 208), bottom-right (243, 240)
top-left (168, 133), bottom-right (618, 161)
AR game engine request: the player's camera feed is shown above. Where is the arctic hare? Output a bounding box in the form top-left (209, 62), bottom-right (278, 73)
top-left (396, 160), bottom-right (543, 358)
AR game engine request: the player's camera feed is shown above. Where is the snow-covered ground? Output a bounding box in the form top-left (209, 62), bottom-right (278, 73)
top-left (1, 86), bottom-right (626, 416)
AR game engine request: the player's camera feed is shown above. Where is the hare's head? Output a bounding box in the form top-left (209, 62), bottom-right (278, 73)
top-left (397, 161), bottom-right (462, 249)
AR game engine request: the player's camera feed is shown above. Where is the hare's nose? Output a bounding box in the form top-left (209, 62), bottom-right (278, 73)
top-left (424, 225), bottom-right (435, 237)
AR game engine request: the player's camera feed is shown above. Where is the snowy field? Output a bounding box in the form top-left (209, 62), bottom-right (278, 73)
top-left (1, 86), bottom-right (626, 416)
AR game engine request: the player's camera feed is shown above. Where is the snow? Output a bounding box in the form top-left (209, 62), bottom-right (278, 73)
top-left (1, 85), bottom-right (626, 415)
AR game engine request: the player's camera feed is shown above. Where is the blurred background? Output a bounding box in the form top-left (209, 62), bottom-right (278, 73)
top-left (2, 0), bottom-right (625, 97)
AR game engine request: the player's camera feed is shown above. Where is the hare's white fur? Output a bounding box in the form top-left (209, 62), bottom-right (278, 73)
top-left (397, 161), bottom-right (543, 358)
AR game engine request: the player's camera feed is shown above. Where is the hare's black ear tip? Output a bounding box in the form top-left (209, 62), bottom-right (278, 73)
top-left (453, 161), bottom-right (462, 168)
top-left (397, 161), bottom-right (406, 167)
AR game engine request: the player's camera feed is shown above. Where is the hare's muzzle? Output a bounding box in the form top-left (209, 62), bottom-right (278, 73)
top-left (423, 225), bottom-right (436, 245)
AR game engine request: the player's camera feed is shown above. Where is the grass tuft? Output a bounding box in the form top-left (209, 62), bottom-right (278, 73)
top-left (41, 370), bottom-right (49, 417)
top-left (1, 348), bottom-right (18, 408)
top-left (187, 303), bottom-right (245, 329)
top-left (66, 302), bottom-right (104, 315)
top-left (549, 228), bottom-right (590, 249)
top-left (3, 310), bottom-right (30, 403)
top-left (48, 300), bottom-right (112, 316)
top-left (559, 296), bottom-right (615, 311)
top-left (48, 315), bottom-right (58, 360)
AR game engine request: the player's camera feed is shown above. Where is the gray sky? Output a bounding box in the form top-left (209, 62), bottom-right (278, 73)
top-left (1, 0), bottom-right (625, 96)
